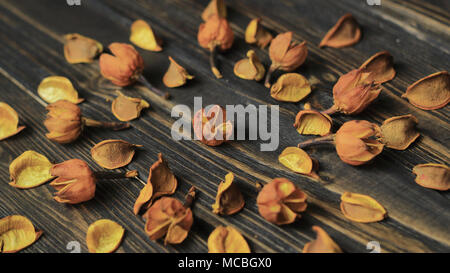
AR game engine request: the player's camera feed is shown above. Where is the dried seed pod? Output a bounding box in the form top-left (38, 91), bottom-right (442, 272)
top-left (245, 18), bottom-right (273, 49)
top-left (38, 76), bottom-right (84, 104)
top-left (270, 73), bottom-right (311, 102)
top-left (192, 105), bottom-right (233, 146)
top-left (91, 139), bottom-right (142, 169)
top-left (256, 178), bottom-right (307, 225)
top-left (163, 57), bottom-right (194, 88)
top-left (212, 172), bottom-right (245, 215)
top-left (63, 33), bottom-right (103, 64)
top-left (303, 226), bottom-right (342, 253)
top-left (234, 50), bottom-right (265, 81)
top-left (86, 219), bottom-right (125, 253)
top-left (294, 104), bottom-right (332, 136)
top-left (319, 13), bottom-right (361, 48)
top-left (0, 102), bottom-right (25, 141)
top-left (111, 90), bottom-right (149, 121)
top-left (130, 19), bottom-right (163, 52)
top-left (360, 51), bottom-right (395, 84)
top-left (412, 163), bottom-right (449, 191)
top-left (134, 153), bottom-right (177, 215)
top-left (201, 0), bottom-right (226, 21)
top-left (278, 147), bottom-right (318, 178)
top-left (380, 114), bottom-right (420, 150)
top-left (208, 226), bottom-right (251, 253)
top-left (9, 150), bottom-right (54, 189)
top-left (340, 192), bottom-right (387, 223)
top-left (0, 215), bottom-right (43, 253)
top-left (402, 71), bottom-right (449, 110)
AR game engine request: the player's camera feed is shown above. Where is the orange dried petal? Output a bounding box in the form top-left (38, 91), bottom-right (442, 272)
top-left (278, 147), bottom-right (314, 175)
top-left (86, 219), bottom-right (125, 253)
top-left (130, 20), bottom-right (162, 52)
top-left (64, 33), bottom-right (103, 64)
top-left (319, 13), bottom-right (361, 48)
top-left (201, 0), bottom-right (226, 21)
top-left (340, 192), bottom-right (387, 223)
top-left (412, 163), bottom-right (449, 191)
top-left (91, 139), bottom-right (142, 169)
top-left (303, 226), bottom-right (342, 253)
top-left (163, 56), bottom-right (194, 88)
top-left (111, 90), bottom-right (149, 121)
top-left (0, 102), bottom-right (25, 141)
top-left (212, 172), bottom-right (245, 215)
top-left (9, 150), bottom-right (54, 189)
top-left (402, 71), bottom-right (449, 110)
top-left (380, 114), bottom-right (420, 150)
top-left (360, 51), bottom-right (395, 84)
top-left (234, 50), bottom-right (265, 81)
top-left (293, 109), bottom-right (332, 136)
top-left (208, 226), bottom-right (251, 253)
top-left (245, 18), bottom-right (273, 49)
top-left (270, 73), bottom-right (311, 102)
top-left (0, 215), bottom-right (43, 253)
top-left (38, 76), bottom-right (84, 104)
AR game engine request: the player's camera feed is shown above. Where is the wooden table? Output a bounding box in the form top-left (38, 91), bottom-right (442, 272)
top-left (0, 0), bottom-right (448, 253)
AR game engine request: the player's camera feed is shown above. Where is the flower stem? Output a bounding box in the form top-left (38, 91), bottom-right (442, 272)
top-left (209, 46), bottom-right (222, 79)
top-left (82, 117), bottom-right (130, 131)
top-left (264, 65), bottom-right (276, 88)
top-left (321, 105), bottom-right (338, 115)
top-left (184, 186), bottom-right (196, 208)
top-left (137, 74), bottom-right (170, 99)
top-left (95, 170), bottom-right (138, 180)
top-left (298, 134), bottom-right (335, 148)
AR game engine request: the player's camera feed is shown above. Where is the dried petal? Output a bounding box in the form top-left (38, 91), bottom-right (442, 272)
top-left (269, 32), bottom-right (307, 71)
top-left (208, 226), bottom-right (250, 253)
top-left (134, 153), bottom-right (177, 215)
top-left (402, 71), bottom-right (449, 110)
top-left (294, 107), bottom-right (332, 136)
top-left (9, 150), bottom-right (54, 189)
top-left (38, 76), bottom-right (84, 104)
top-left (234, 50), bottom-right (265, 81)
top-left (64, 33), bottom-right (103, 64)
top-left (270, 73), bottom-right (311, 102)
top-left (245, 18), bottom-right (273, 49)
top-left (380, 114), bottom-right (419, 150)
top-left (192, 105), bottom-right (233, 146)
top-left (278, 147), bottom-right (316, 177)
top-left (111, 90), bottom-right (149, 121)
top-left (340, 192), bottom-right (387, 223)
top-left (360, 51), bottom-right (395, 84)
top-left (163, 57), bottom-right (194, 88)
top-left (201, 0), bottom-right (226, 21)
top-left (412, 163), bottom-right (449, 191)
top-left (0, 215), bottom-right (42, 253)
top-left (91, 139), bottom-right (142, 169)
top-left (130, 19), bottom-right (162, 52)
top-left (212, 172), bottom-right (244, 215)
top-left (0, 102), bottom-right (25, 141)
top-left (86, 219), bottom-right (125, 253)
top-left (319, 14), bottom-right (361, 48)
top-left (303, 226), bottom-right (342, 253)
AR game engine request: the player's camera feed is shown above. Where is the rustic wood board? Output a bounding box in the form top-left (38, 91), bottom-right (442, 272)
top-left (0, 0), bottom-right (448, 253)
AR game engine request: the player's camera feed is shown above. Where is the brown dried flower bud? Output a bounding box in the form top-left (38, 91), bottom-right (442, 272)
top-left (192, 105), bottom-right (233, 146)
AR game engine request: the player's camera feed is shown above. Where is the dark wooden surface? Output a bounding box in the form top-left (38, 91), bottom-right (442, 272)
top-left (0, 0), bottom-right (449, 253)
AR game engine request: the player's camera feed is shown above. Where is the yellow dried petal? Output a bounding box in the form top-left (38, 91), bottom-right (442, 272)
top-left (380, 114), bottom-right (420, 150)
top-left (64, 33), bottom-right (103, 64)
top-left (163, 56), bottom-right (194, 88)
top-left (360, 51), bottom-right (395, 84)
top-left (412, 163), bottom-right (449, 191)
top-left (201, 0), bottom-right (226, 21)
top-left (303, 226), bottom-right (342, 253)
top-left (278, 147), bottom-right (314, 175)
top-left (111, 90), bottom-right (149, 121)
top-left (0, 215), bottom-right (42, 253)
top-left (402, 71), bottom-right (449, 110)
top-left (0, 102), bottom-right (25, 141)
top-left (212, 172), bottom-right (245, 215)
top-left (38, 76), bottom-right (84, 104)
top-left (9, 150), bottom-right (54, 189)
top-left (86, 219), bottom-right (125, 253)
top-left (270, 73), bottom-right (311, 102)
top-left (245, 18), bottom-right (273, 49)
top-left (91, 139), bottom-right (142, 169)
top-left (294, 109), bottom-right (332, 136)
top-left (319, 13), bottom-right (361, 48)
top-left (130, 19), bottom-right (162, 51)
top-left (208, 226), bottom-right (251, 253)
top-left (340, 192), bottom-right (387, 223)
top-left (234, 50), bottom-right (265, 81)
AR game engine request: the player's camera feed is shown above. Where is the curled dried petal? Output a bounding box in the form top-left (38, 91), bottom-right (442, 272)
top-left (38, 76), bottom-right (84, 104)
top-left (86, 219), bottom-right (125, 253)
top-left (303, 226), bottom-right (342, 253)
top-left (402, 71), bottom-right (449, 110)
top-left (0, 215), bottom-right (43, 253)
top-left (360, 51), bottom-right (395, 84)
top-left (212, 172), bottom-right (245, 215)
top-left (9, 151), bottom-right (54, 189)
top-left (234, 50), bottom-right (265, 81)
top-left (130, 19), bottom-right (162, 52)
top-left (91, 139), bottom-right (142, 169)
top-left (294, 108), bottom-right (332, 136)
top-left (270, 73), bottom-right (311, 102)
top-left (278, 147), bottom-right (316, 176)
top-left (208, 226), bottom-right (250, 253)
top-left (319, 13), bottom-right (361, 48)
top-left (380, 114), bottom-right (420, 150)
top-left (201, 0), bottom-right (226, 21)
top-left (64, 33), bottom-right (103, 64)
top-left (111, 90), bottom-right (149, 121)
top-left (412, 163), bottom-right (449, 191)
top-left (163, 57), bottom-right (194, 88)
top-left (340, 192), bottom-right (387, 223)
top-left (0, 102), bottom-right (25, 141)
top-left (245, 18), bottom-right (273, 49)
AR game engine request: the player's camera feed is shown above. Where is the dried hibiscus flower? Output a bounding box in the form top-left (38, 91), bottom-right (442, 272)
top-left (270, 73), bottom-right (311, 102)
top-left (212, 172), bottom-right (245, 215)
top-left (201, 0), bottom-right (226, 21)
top-left (340, 192), bottom-right (387, 223)
top-left (379, 114), bottom-right (420, 150)
top-left (111, 90), bottom-right (149, 121)
top-left (412, 163), bottom-right (449, 191)
top-left (86, 219), bottom-right (125, 253)
top-left (208, 225), bottom-right (250, 253)
top-left (303, 226), bottom-right (342, 253)
top-left (278, 147), bottom-right (318, 179)
top-left (257, 178), bottom-right (307, 225)
top-left (163, 57), bottom-right (194, 88)
top-left (294, 103), bottom-right (332, 136)
top-left (193, 105), bottom-right (233, 146)
top-left (234, 50), bottom-right (265, 81)
top-left (63, 33), bottom-right (103, 64)
top-left (245, 18), bottom-right (272, 49)
top-left (130, 19), bottom-right (163, 52)
top-left (402, 71), bottom-right (449, 110)
top-left (360, 51), bottom-right (395, 84)
top-left (91, 139), bottom-right (142, 169)
top-left (38, 76), bottom-right (84, 104)
top-left (0, 215), bottom-right (43, 253)
top-left (0, 102), bottom-right (25, 141)
top-left (9, 150), bottom-right (54, 189)
top-left (319, 13), bottom-right (361, 48)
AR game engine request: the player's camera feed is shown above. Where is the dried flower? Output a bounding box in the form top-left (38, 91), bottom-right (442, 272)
top-left (134, 153), bottom-right (177, 215)
top-left (402, 71), bottom-right (449, 110)
top-left (163, 56), bottom-right (194, 88)
top-left (198, 14), bottom-right (234, 78)
top-left (360, 51), bottom-right (395, 84)
top-left (130, 19), bottom-right (163, 52)
top-left (234, 50), bottom-right (265, 81)
top-left (192, 105), bottom-right (233, 146)
top-left (86, 219), bottom-right (125, 253)
top-left (340, 192), bottom-right (387, 223)
top-left (270, 73), bottom-right (311, 102)
top-left (256, 178), bottom-right (307, 225)
top-left (0, 102), bottom-right (25, 141)
top-left (9, 150), bottom-right (54, 189)
top-left (212, 172), bottom-right (245, 215)
top-left (38, 76), bottom-right (84, 104)
top-left (245, 18), bottom-right (272, 49)
top-left (303, 226), bottom-right (342, 253)
top-left (111, 90), bottom-right (149, 121)
top-left (208, 226), bottom-right (250, 253)
top-left (201, 0), bottom-right (226, 21)
top-left (278, 147), bottom-right (319, 178)
top-left (63, 33), bottom-right (103, 64)
top-left (319, 14), bottom-right (361, 48)
top-left (91, 139), bottom-right (142, 169)
top-left (412, 163), bottom-right (449, 191)
top-left (0, 215), bottom-right (43, 253)
top-left (265, 32), bottom-right (307, 88)
top-left (294, 103), bottom-right (332, 136)
top-left (379, 114), bottom-right (419, 150)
